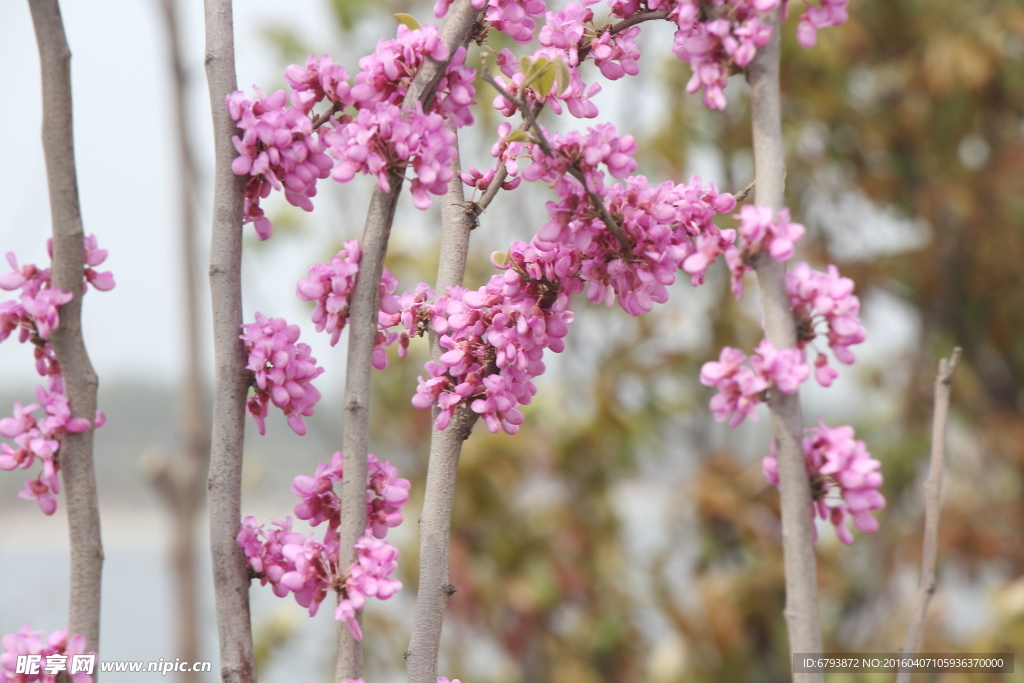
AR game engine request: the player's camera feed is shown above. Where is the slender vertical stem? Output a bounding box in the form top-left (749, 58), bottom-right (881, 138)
top-left (745, 8), bottom-right (824, 681)
top-left (337, 175), bottom-right (403, 681)
top-left (27, 0), bottom-right (104, 657)
top-left (405, 125), bottom-right (479, 683)
top-left (335, 4), bottom-right (484, 679)
top-left (896, 348), bottom-right (961, 683)
top-left (203, 0), bottom-right (255, 681)
top-left (154, 0), bottom-right (211, 680)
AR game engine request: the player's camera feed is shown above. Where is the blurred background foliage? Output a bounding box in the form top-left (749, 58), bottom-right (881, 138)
top-left (249, 0), bottom-right (1024, 681)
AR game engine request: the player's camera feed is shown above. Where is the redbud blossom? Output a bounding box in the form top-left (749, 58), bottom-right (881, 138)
top-left (240, 313), bottom-right (324, 436)
top-left (0, 625), bottom-right (93, 683)
top-left (0, 239), bottom-right (112, 515)
top-left (786, 262), bottom-right (867, 371)
top-left (763, 421), bottom-right (885, 545)
top-left (239, 453), bottom-right (410, 640)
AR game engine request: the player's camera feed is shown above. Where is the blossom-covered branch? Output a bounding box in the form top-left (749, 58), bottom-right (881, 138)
top-left (238, 453), bottom-right (410, 640)
top-left (744, 6), bottom-right (824, 679)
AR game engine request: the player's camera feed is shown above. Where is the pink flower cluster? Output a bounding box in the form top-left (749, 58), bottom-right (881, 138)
top-left (0, 624), bottom-right (92, 683)
top-left (671, 4), bottom-right (776, 109)
top-left (588, 26), bottom-right (642, 80)
top-left (549, 175), bottom-right (737, 314)
top-left (726, 205), bottom-right (806, 299)
top-left (0, 388), bottom-right (102, 516)
top-left (230, 24), bottom-right (477, 237)
top-left (296, 240), bottom-right (363, 347)
top-left (240, 313), bottom-right (324, 436)
top-left (406, 187), bottom-right (738, 432)
top-left (763, 420), bottom-right (885, 544)
top-left (228, 87), bottom-right (335, 240)
top-left (435, 0), bottom-right (547, 44)
top-left (377, 281), bottom-right (436, 364)
top-left (699, 340), bottom-right (809, 426)
top-left (406, 121), bottom-right (740, 432)
top-left (786, 262), bottom-right (866, 385)
top-left (796, 0), bottom-right (849, 48)
top-left (522, 122), bottom-right (637, 193)
top-left (410, 269), bottom-right (572, 434)
top-left (295, 240), bottom-right (418, 370)
top-left (238, 452), bottom-right (409, 640)
top-left (324, 103), bottom-right (458, 210)
top-left (1, 237), bottom-right (114, 344)
top-left (0, 239), bottom-right (112, 514)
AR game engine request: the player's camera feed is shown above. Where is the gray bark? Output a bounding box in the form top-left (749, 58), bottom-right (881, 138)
top-left (28, 0), bottom-right (104, 658)
top-left (745, 8), bottom-right (824, 681)
top-left (896, 349), bottom-right (960, 683)
top-left (203, 0), bottom-right (255, 680)
top-left (405, 125), bottom-right (479, 683)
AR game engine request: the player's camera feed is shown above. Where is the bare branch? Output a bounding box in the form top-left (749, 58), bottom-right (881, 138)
top-left (312, 101), bottom-right (343, 130)
top-left (203, 0), bottom-right (256, 680)
top-left (406, 123), bottom-right (480, 683)
top-left (335, 3), bottom-right (485, 680)
top-left (27, 0), bottom-right (104, 656)
top-left (745, 8), bottom-right (824, 681)
top-left (896, 347), bottom-right (961, 683)
top-left (156, 0), bottom-right (211, 679)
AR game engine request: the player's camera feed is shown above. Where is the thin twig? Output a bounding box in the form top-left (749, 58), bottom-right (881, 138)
top-left (474, 102), bottom-right (544, 216)
top-left (895, 347), bottom-right (961, 683)
top-left (203, 0), bottom-right (256, 680)
top-left (577, 9), bottom-right (670, 61)
top-left (481, 68), bottom-right (632, 252)
top-left (733, 179), bottom-right (755, 203)
top-left (312, 101), bottom-right (343, 130)
top-left (481, 67), bottom-right (552, 155)
top-left (745, 7), bottom-right (824, 682)
top-left (27, 0), bottom-right (104, 659)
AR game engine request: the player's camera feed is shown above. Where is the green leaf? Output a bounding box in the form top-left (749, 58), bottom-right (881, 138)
top-left (505, 130), bottom-right (531, 143)
top-left (491, 251), bottom-right (510, 268)
top-left (520, 56), bottom-right (533, 78)
top-left (535, 61), bottom-right (556, 97)
top-left (554, 58), bottom-right (571, 95)
top-left (522, 57), bottom-right (552, 92)
top-left (393, 13), bottom-right (421, 30)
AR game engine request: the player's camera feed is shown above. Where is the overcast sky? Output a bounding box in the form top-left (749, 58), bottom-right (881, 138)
top-left (0, 0), bottom-right (357, 391)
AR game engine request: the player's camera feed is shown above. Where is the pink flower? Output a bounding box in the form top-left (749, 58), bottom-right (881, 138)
top-left (762, 421), bottom-right (885, 544)
top-left (796, 0), bottom-right (849, 48)
top-left (0, 624), bottom-right (93, 683)
top-left (786, 262), bottom-right (866, 372)
top-left (700, 341), bottom-right (811, 427)
top-left (240, 313), bottom-right (324, 436)
top-left (751, 340), bottom-right (810, 395)
top-left (699, 347), bottom-right (768, 427)
top-left (240, 453), bottom-right (409, 638)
